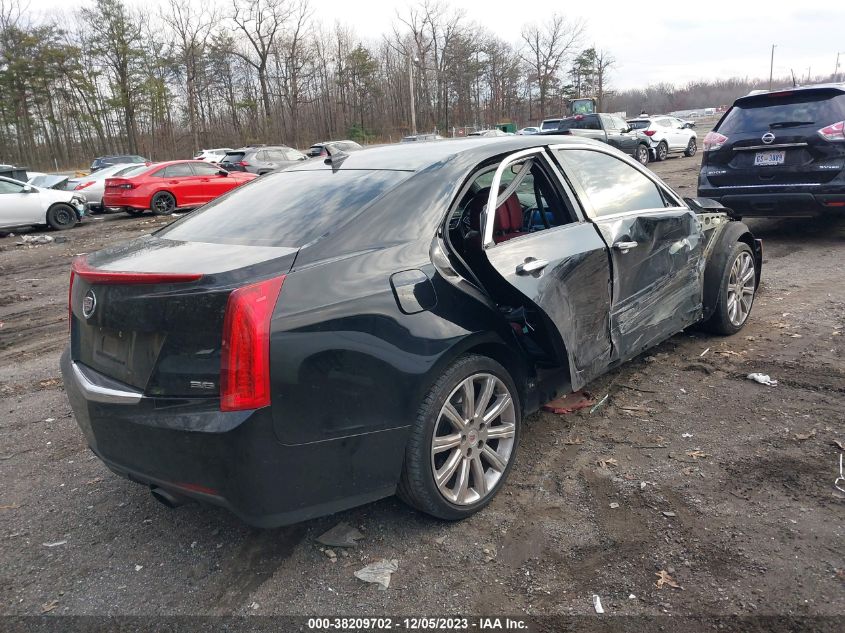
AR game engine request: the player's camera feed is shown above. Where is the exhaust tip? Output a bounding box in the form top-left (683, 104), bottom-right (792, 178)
top-left (150, 486), bottom-right (191, 509)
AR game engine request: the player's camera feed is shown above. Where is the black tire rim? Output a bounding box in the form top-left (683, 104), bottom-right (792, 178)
top-left (54, 207), bottom-right (73, 226)
top-left (153, 194), bottom-right (175, 214)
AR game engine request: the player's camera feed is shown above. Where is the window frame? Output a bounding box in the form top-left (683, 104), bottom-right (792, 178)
top-left (190, 162), bottom-right (223, 176)
top-left (547, 144), bottom-right (687, 222)
top-left (480, 148), bottom-right (585, 249)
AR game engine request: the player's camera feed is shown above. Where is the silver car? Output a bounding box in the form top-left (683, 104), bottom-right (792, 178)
top-left (65, 163), bottom-right (149, 212)
top-left (218, 146), bottom-right (308, 175)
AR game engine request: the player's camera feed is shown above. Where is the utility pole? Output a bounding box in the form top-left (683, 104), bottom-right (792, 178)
top-left (768, 44), bottom-right (777, 90)
top-left (835, 52), bottom-right (843, 82)
top-left (408, 50), bottom-right (417, 136)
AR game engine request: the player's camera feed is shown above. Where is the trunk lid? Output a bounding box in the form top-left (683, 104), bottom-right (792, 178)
top-left (70, 236), bottom-right (298, 398)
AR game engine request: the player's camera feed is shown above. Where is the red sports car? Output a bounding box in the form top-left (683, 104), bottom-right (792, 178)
top-left (103, 160), bottom-right (257, 216)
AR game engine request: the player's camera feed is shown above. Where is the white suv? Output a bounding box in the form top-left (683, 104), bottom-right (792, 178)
top-left (627, 116), bottom-right (698, 161)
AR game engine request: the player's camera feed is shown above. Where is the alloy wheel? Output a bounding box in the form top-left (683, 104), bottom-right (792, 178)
top-left (727, 251), bottom-right (755, 326)
top-left (637, 145), bottom-right (649, 165)
top-left (430, 372), bottom-right (516, 506)
top-left (153, 193), bottom-right (175, 214)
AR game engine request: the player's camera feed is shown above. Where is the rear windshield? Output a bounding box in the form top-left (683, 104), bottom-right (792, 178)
top-left (540, 119), bottom-right (561, 131)
top-left (557, 115), bottom-right (601, 131)
top-left (221, 152), bottom-right (245, 162)
top-left (627, 120), bottom-right (651, 130)
top-left (719, 91), bottom-right (845, 134)
top-left (158, 169), bottom-right (412, 247)
top-left (115, 165), bottom-right (149, 178)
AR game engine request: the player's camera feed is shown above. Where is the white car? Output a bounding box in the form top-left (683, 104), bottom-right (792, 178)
top-left (193, 148), bottom-right (233, 163)
top-left (518, 127), bottom-right (541, 135)
top-left (626, 116), bottom-right (698, 161)
top-left (66, 163), bottom-right (148, 213)
top-left (0, 176), bottom-right (87, 231)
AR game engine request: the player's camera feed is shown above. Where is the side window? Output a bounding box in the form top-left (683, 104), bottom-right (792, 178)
top-left (600, 114), bottom-right (615, 130)
top-left (658, 118), bottom-right (672, 128)
top-left (255, 151), bottom-right (268, 161)
top-left (583, 115), bottom-right (601, 130)
top-left (554, 149), bottom-right (667, 217)
top-left (0, 180), bottom-right (24, 194)
top-left (162, 163), bottom-right (194, 177)
top-left (191, 162), bottom-right (221, 176)
top-left (612, 116), bottom-right (628, 130)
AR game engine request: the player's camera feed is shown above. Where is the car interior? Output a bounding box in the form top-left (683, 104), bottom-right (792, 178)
top-left (444, 156), bottom-right (579, 367)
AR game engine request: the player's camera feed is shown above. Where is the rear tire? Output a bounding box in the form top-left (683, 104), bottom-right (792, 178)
top-left (398, 354), bottom-right (521, 521)
top-left (656, 141), bottom-right (668, 161)
top-left (151, 192), bottom-right (176, 216)
top-left (635, 144), bottom-right (650, 165)
top-left (684, 138), bottom-right (697, 157)
top-left (701, 242), bottom-right (757, 335)
top-left (46, 204), bottom-right (78, 230)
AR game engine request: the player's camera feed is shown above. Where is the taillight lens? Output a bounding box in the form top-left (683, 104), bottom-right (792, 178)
top-left (68, 270), bottom-right (76, 332)
top-left (818, 121), bottom-right (845, 142)
top-left (74, 181), bottom-right (94, 190)
top-left (237, 161), bottom-right (250, 167)
top-left (703, 131), bottom-right (729, 151)
top-left (220, 275), bottom-right (285, 412)
top-left (643, 129), bottom-right (656, 137)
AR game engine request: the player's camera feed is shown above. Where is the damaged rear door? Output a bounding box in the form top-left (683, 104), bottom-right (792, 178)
top-left (551, 146), bottom-right (704, 362)
top-left (478, 148), bottom-right (613, 391)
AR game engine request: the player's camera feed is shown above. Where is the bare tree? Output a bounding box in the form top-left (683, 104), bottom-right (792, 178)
top-left (163, 0), bottom-right (216, 153)
top-left (520, 15), bottom-right (583, 119)
top-left (229, 0), bottom-right (293, 125)
top-left (594, 49), bottom-right (615, 110)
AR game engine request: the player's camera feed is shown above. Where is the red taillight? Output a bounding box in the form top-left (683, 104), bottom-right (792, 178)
top-left (74, 181), bottom-right (94, 190)
top-left (220, 275), bottom-right (285, 412)
top-left (643, 129), bottom-right (656, 137)
top-left (68, 269), bottom-right (76, 332)
top-left (703, 131), bottom-right (729, 151)
top-left (237, 161), bottom-right (250, 167)
top-left (71, 256), bottom-right (203, 285)
top-left (818, 121), bottom-right (845, 142)
top-left (106, 178), bottom-right (134, 190)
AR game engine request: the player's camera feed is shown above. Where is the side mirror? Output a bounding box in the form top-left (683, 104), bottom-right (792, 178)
top-left (22, 185), bottom-right (34, 193)
top-left (218, 170), bottom-right (229, 176)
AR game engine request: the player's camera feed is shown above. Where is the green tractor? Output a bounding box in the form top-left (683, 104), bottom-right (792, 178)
top-left (569, 98), bottom-right (596, 115)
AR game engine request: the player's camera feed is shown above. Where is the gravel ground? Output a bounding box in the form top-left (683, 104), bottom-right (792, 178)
top-left (0, 148), bottom-right (843, 623)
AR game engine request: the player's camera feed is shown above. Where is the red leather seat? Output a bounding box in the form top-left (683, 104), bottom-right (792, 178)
top-left (493, 194), bottom-right (524, 243)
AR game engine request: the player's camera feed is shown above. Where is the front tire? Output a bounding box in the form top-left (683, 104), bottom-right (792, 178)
top-left (46, 204), bottom-right (78, 230)
top-left (398, 355), bottom-right (521, 520)
top-left (684, 138), bottom-right (697, 157)
top-left (701, 242), bottom-right (757, 335)
top-left (656, 141), bottom-right (668, 161)
top-left (151, 192), bottom-right (176, 216)
top-left (635, 144), bottom-right (650, 165)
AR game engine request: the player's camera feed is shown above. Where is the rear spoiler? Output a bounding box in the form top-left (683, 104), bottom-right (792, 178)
top-left (684, 197), bottom-right (742, 220)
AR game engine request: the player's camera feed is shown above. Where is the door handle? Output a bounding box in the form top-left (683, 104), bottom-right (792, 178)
top-left (613, 241), bottom-right (639, 252)
top-left (516, 258), bottom-right (549, 275)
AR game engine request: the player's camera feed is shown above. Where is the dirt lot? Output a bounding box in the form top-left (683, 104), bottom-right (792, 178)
top-left (1, 151), bottom-right (843, 624)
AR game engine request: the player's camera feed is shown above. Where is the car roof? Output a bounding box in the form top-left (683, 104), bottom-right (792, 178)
top-left (735, 83), bottom-right (845, 106)
top-left (286, 136), bottom-right (601, 172)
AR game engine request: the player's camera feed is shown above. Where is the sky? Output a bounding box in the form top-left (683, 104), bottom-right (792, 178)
top-left (23, 0), bottom-right (845, 90)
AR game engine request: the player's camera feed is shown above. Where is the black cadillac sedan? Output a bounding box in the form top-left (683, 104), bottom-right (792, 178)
top-left (61, 136), bottom-right (762, 527)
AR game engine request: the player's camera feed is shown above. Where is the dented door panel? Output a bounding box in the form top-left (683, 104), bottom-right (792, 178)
top-left (593, 208), bottom-right (705, 361)
top-left (484, 222), bottom-right (612, 391)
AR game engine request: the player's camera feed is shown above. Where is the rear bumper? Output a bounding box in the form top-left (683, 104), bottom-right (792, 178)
top-left (102, 193), bottom-right (148, 211)
top-left (697, 182), bottom-right (845, 217)
top-left (60, 349), bottom-right (405, 527)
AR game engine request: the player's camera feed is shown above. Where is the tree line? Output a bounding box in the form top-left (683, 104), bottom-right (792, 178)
top-left (0, 0), bottom-right (828, 170)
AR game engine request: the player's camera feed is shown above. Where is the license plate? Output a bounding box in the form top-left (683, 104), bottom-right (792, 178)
top-left (754, 150), bottom-right (785, 166)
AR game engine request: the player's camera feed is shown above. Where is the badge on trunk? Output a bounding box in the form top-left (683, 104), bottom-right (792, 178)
top-left (82, 289), bottom-right (97, 319)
